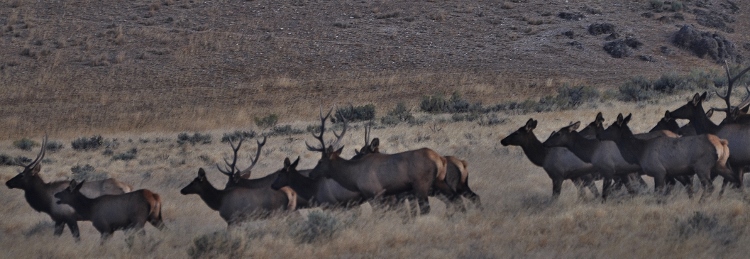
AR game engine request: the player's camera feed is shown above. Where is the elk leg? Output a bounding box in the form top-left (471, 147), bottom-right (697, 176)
top-left (457, 175), bottom-right (482, 209)
top-left (53, 220), bottom-right (65, 236)
top-left (584, 176), bottom-right (600, 198)
top-left (697, 171), bottom-right (714, 202)
top-left (572, 178), bottom-right (587, 200)
top-left (433, 178), bottom-right (465, 212)
top-left (551, 178), bottom-right (563, 199)
top-left (601, 177), bottom-right (613, 201)
top-left (652, 174), bottom-right (667, 196)
top-left (65, 221), bottom-right (81, 241)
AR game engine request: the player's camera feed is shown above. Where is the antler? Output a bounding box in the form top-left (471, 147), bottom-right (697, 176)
top-left (216, 137), bottom-right (245, 176)
top-left (714, 63), bottom-right (750, 115)
top-left (306, 107), bottom-right (333, 153)
top-left (331, 115), bottom-right (347, 150)
top-left (237, 136), bottom-right (267, 177)
top-left (24, 135), bottom-right (48, 169)
top-left (364, 122), bottom-right (372, 147)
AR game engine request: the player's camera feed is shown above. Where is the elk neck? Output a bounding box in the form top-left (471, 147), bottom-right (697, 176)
top-left (517, 132), bottom-right (548, 167)
top-left (61, 193), bottom-right (95, 220)
top-left (285, 171), bottom-right (317, 202)
top-left (22, 176), bottom-right (58, 213)
top-left (194, 182), bottom-right (225, 211)
top-left (616, 131), bottom-right (647, 165)
top-left (560, 132), bottom-right (598, 164)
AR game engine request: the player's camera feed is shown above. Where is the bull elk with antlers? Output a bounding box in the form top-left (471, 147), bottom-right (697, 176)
top-left (5, 136), bottom-right (132, 240)
top-left (305, 108), bottom-right (461, 214)
top-left (54, 179), bottom-right (165, 243)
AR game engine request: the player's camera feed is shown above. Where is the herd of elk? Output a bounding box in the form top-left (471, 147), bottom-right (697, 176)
top-left (5, 136), bottom-right (132, 241)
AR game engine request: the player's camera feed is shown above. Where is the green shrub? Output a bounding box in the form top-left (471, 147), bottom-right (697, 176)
top-left (71, 135), bottom-right (103, 151)
top-left (254, 114), bottom-right (279, 129)
top-left (13, 138), bottom-right (37, 151)
top-left (45, 141), bottom-right (64, 152)
top-left (420, 92), bottom-right (482, 114)
top-left (270, 125), bottom-right (305, 136)
top-left (0, 154), bottom-right (30, 166)
top-left (177, 132), bottom-right (212, 145)
top-left (653, 73), bottom-right (687, 93)
top-left (618, 76), bottom-right (657, 102)
top-left (336, 104), bottom-right (376, 122)
top-left (381, 102), bottom-right (414, 125)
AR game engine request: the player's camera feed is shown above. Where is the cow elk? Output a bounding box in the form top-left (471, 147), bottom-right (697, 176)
top-left (5, 136), bottom-right (132, 240)
top-left (597, 113), bottom-right (738, 200)
top-left (53, 180), bottom-right (164, 243)
top-left (306, 108), bottom-right (460, 214)
top-left (353, 125), bottom-right (481, 208)
top-left (500, 118), bottom-right (601, 199)
top-left (271, 157), bottom-right (364, 208)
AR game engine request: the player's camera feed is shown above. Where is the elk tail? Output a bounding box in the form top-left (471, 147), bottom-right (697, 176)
top-left (143, 190), bottom-right (166, 230)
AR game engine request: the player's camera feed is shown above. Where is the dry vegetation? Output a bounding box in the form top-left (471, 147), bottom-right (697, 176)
top-left (2, 0), bottom-right (750, 258)
top-left (3, 96), bottom-right (750, 258)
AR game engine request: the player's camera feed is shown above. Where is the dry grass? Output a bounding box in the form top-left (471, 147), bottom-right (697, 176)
top-left (2, 96), bottom-right (750, 258)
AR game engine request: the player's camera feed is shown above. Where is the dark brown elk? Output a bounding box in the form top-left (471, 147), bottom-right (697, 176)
top-left (270, 157), bottom-right (364, 208)
top-left (597, 113), bottom-right (738, 200)
top-left (500, 118), bottom-right (601, 199)
top-left (214, 136), bottom-right (298, 207)
top-left (180, 168), bottom-right (297, 225)
top-left (545, 121), bottom-right (697, 199)
top-left (669, 66), bottom-right (750, 189)
top-left (53, 180), bottom-right (164, 243)
top-left (5, 136), bottom-right (132, 240)
top-left (306, 108), bottom-right (460, 214)
top-left (352, 125), bottom-right (481, 208)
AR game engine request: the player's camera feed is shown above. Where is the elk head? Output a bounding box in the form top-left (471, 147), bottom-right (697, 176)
top-left (6, 136), bottom-right (47, 190)
top-left (54, 179), bottom-right (85, 205)
top-left (180, 168), bottom-right (211, 195)
top-left (270, 157), bottom-right (301, 190)
top-left (353, 123), bottom-right (379, 159)
top-left (306, 107), bottom-right (347, 180)
top-left (217, 136), bottom-right (267, 186)
top-left (669, 92), bottom-right (708, 120)
top-left (597, 113), bottom-right (632, 142)
top-left (500, 118), bottom-right (538, 146)
top-left (543, 121), bottom-right (581, 148)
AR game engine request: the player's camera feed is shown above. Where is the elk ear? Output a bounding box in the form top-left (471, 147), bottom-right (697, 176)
top-left (663, 110), bottom-right (672, 120)
top-left (691, 93), bottom-right (702, 105)
top-left (706, 108), bottom-right (715, 118)
top-left (568, 121), bottom-right (581, 131)
top-left (623, 114), bottom-right (632, 125)
top-left (68, 179), bottom-right (78, 191)
top-left (370, 138), bottom-right (380, 151)
top-left (284, 157), bottom-right (292, 168)
top-left (741, 105), bottom-right (749, 114)
top-left (700, 91), bottom-right (708, 101)
top-left (595, 112), bottom-right (604, 123)
top-left (290, 157), bottom-right (300, 169)
top-left (334, 146), bottom-right (344, 155)
top-left (30, 163), bottom-right (41, 175)
top-left (524, 119), bottom-right (537, 131)
top-left (198, 168), bottom-right (207, 178)
top-left (74, 180), bottom-right (85, 192)
top-left (616, 113), bottom-right (624, 125)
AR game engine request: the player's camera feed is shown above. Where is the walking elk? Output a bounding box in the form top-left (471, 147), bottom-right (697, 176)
top-left (5, 136), bottom-right (132, 240)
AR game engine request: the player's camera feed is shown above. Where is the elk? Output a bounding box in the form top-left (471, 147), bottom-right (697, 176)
top-left (214, 136), bottom-right (299, 207)
top-left (500, 118), bottom-right (601, 199)
top-left (352, 125), bottom-right (481, 208)
top-left (180, 168), bottom-right (297, 225)
top-left (53, 180), bottom-right (164, 242)
top-left (306, 108), bottom-right (460, 214)
top-left (5, 136), bottom-right (132, 240)
top-left (597, 113), bottom-right (738, 200)
top-left (668, 65), bottom-right (750, 190)
top-left (270, 157), bottom-right (364, 208)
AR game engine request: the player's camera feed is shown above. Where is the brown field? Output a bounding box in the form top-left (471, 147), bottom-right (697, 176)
top-left (3, 96), bottom-right (750, 258)
top-left (2, 0), bottom-right (750, 258)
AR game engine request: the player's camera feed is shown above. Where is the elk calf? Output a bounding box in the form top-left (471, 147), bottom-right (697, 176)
top-left (54, 180), bottom-right (165, 242)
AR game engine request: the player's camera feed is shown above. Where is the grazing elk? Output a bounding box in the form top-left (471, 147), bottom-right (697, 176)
top-left (597, 113), bottom-right (738, 200)
top-left (271, 157), bottom-right (364, 208)
top-left (54, 180), bottom-right (164, 243)
top-left (5, 136), bottom-right (132, 240)
top-left (306, 108), bottom-right (460, 214)
top-left (500, 118), bottom-right (601, 199)
top-left (180, 168), bottom-right (297, 225)
top-left (352, 125), bottom-right (481, 208)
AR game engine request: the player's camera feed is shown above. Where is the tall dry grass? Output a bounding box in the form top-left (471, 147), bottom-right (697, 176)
top-left (2, 97), bottom-right (750, 258)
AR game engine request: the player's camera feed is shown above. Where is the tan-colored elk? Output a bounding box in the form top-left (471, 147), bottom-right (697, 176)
top-left (54, 179), bottom-right (165, 243)
top-left (5, 136), bottom-right (132, 240)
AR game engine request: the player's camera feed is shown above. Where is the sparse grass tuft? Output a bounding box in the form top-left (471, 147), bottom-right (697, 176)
top-left (187, 230), bottom-right (246, 259)
top-left (381, 102), bottom-right (414, 126)
top-left (71, 135), bottom-right (104, 151)
top-left (112, 148), bottom-right (138, 161)
top-left (221, 130), bottom-right (257, 143)
top-left (293, 210), bottom-right (342, 243)
top-left (254, 114), bottom-right (279, 129)
top-left (71, 164), bottom-right (109, 181)
top-left (336, 104), bottom-right (376, 122)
